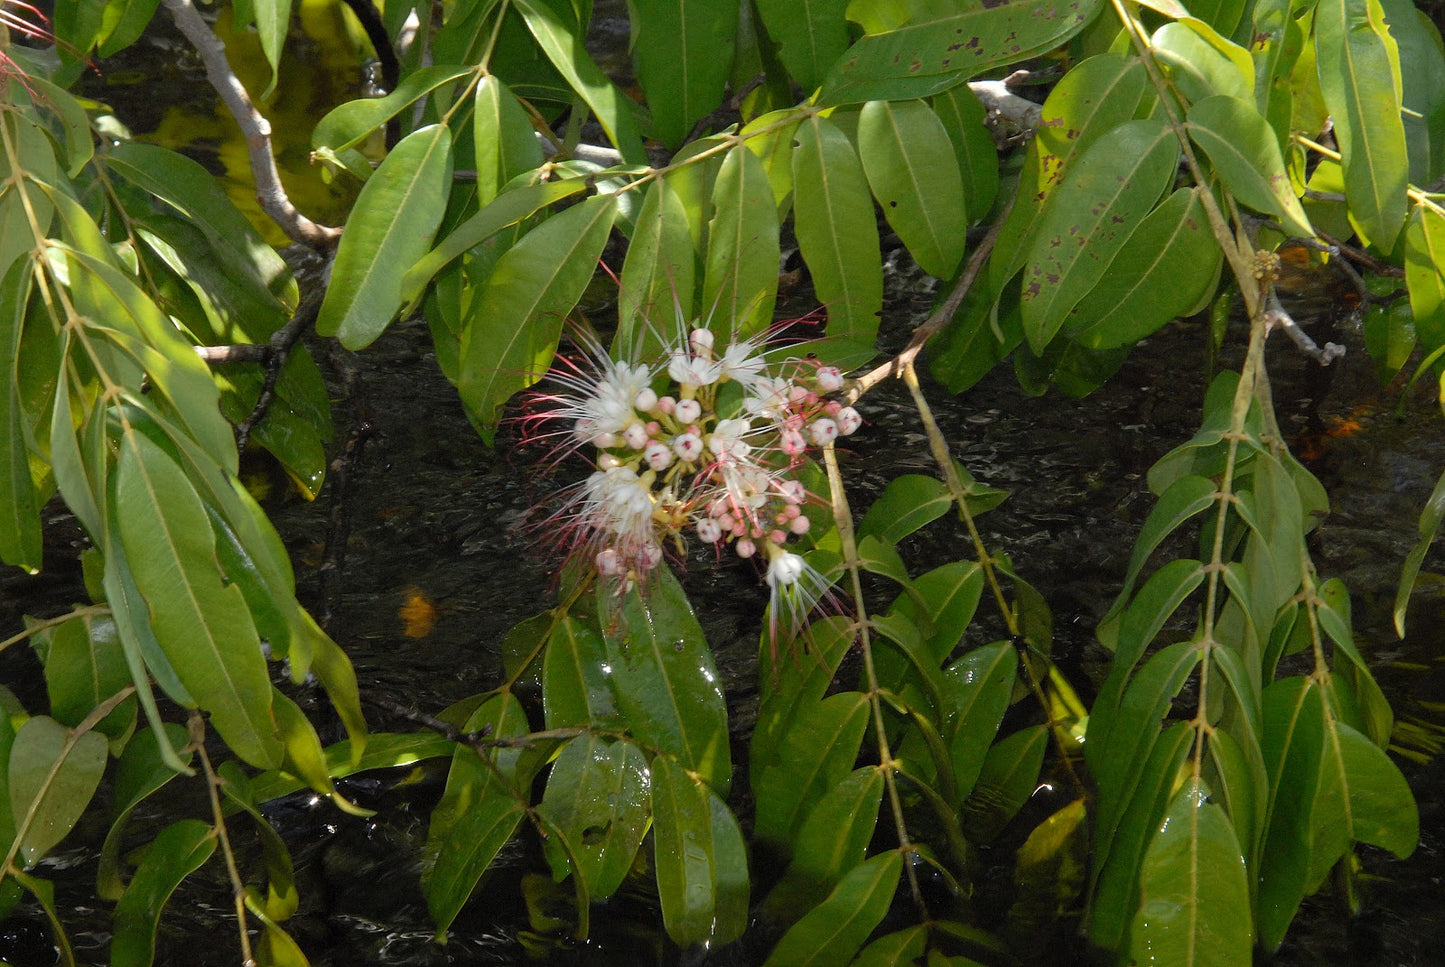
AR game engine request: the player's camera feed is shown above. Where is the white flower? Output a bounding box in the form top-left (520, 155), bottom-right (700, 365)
top-left (766, 550), bottom-right (806, 588)
top-left (708, 418), bottom-right (754, 459)
top-left (809, 418), bottom-right (838, 447)
top-left (836, 406), bottom-right (862, 436)
top-left (695, 517), bottom-right (722, 544)
top-left (673, 433), bottom-right (703, 463)
top-left (644, 440), bottom-right (673, 471)
top-left (668, 350), bottom-right (722, 388)
top-left (718, 337), bottom-right (768, 390)
top-left (815, 367), bottom-right (844, 393)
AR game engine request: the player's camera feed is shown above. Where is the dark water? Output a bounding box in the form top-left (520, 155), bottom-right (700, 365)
top-left (5, 6), bottom-right (1445, 966)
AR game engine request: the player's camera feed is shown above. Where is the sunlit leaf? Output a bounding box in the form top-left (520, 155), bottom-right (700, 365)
top-left (1152, 19), bottom-right (1254, 104)
top-left (8, 716), bottom-right (108, 867)
top-left (1314, 0), bottom-right (1409, 250)
top-left (792, 113), bottom-right (882, 356)
top-left (1405, 204), bottom-right (1445, 354)
top-left (513, 0), bottom-right (647, 163)
top-left (931, 85), bottom-right (998, 223)
top-left (317, 125), bottom-right (453, 349)
top-left (34, 612), bottom-right (134, 745)
top-left (313, 66), bottom-right (474, 153)
top-left (1129, 777), bottom-right (1253, 966)
top-left (1021, 118), bottom-right (1178, 351)
top-left (457, 193), bottom-right (617, 441)
top-left (1186, 95), bottom-right (1312, 238)
top-left (473, 75), bottom-right (544, 206)
top-left (703, 143), bottom-right (780, 337)
top-left (818, 0), bottom-right (1104, 105)
top-left (619, 178), bottom-right (698, 356)
top-left (857, 99), bottom-right (966, 278)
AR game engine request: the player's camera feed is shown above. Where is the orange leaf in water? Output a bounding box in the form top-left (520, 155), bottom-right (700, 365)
top-left (399, 586), bottom-right (438, 639)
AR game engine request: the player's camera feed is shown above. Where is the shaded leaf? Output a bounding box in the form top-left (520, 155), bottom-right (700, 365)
top-left (110, 819), bottom-right (216, 967)
top-left (539, 735), bottom-right (651, 897)
top-left (754, 0), bottom-right (850, 92)
top-left (474, 75), bottom-right (545, 205)
top-left (651, 754), bottom-right (718, 946)
top-left (9, 716), bottom-right (108, 867)
top-left (961, 724), bottom-right (1048, 842)
top-left (1257, 676), bottom-right (1325, 952)
top-left (630, 0), bottom-right (738, 147)
top-left (619, 178), bottom-right (698, 356)
top-left (0, 259), bottom-right (40, 570)
top-left (943, 642), bottom-right (1017, 801)
top-left (753, 691), bottom-right (869, 846)
top-left (763, 850), bottom-right (902, 966)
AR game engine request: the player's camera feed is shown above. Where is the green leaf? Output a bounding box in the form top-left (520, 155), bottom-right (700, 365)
top-left (0, 105), bottom-right (56, 279)
top-left (752, 691), bottom-right (869, 846)
top-left (316, 125), bottom-right (453, 349)
top-left (424, 694), bottom-right (531, 937)
top-left (792, 113), bottom-right (882, 353)
top-left (606, 566), bottom-right (731, 791)
top-left (619, 178), bottom-right (698, 355)
top-left (457, 193), bottom-right (618, 442)
top-left (960, 723), bottom-right (1049, 842)
top-left (252, 0), bottom-right (293, 98)
top-left (854, 925), bottom-right (928, 966)
top-left (473, 75), bottom-right (545, 206)
top-left (1021, 118), bottom-right (1179, 351)
top-left (1257, 676), bottom-right (1326, 952)
top-left (859, 473), bottom-right (950, 543)
top-left (890, 561), bottom-right (984, 662)
top-left (754, 0), bottom-right (849, 93)
top-left (1108, 472), bottom-right (1217, 624)
top-left (36, 612), bottom-right (135, 744)
top-left (741, 110), bottom-right (802, 212)
top-left (8, 716), bottom-right (108, 867)
top-left (1185, 95), bottom-right (1312, 239)
top-left (0, 259), bottom-right (40, 571)
top-left (539, 735), bottom-right (651, 897)
top-left (768, 767), bottom-right (885, 915)
top-left (1314, 0), bottom-right (1409, 250)
top-left (629, 0), bottom-right (738, 147)
top-left (513, 0), bottom-right (647, 163)
top-left (99, 724), bottom-right (194, 900)
top-left (1063, 188), bottom-right (1223, 350)
top-left (114, 432), bottom-right (282, 768)
top-left (402, 178), bottom-right (590, 304)
top-left (651, 754), bottom-right (719, 946)
top-left (110, 819), bottom-right (217, 967)
top-left (1129, 777), bottom-right (1253, 966)
top-left (313, 66), bottom-right (474, 153)
top-left (763, 850), bottom-right (902, 966)
top-left (1152, 19), bottom-right (1254, 104)
top-left (857, 99), bottom-right (967, 278)
top-left (544, 617), bottom-right (620, 729)
top-left (752, 615), bottom-right (856, 771)
top-left (708, 787), bottom-right (750, 944)
top-left (703, 143), bottom-right (780, 337)
top-left (856, 535), bottom-right (913, 588)
top-left (943, 642), bottom-right (1017, 801)
top-left (1331, 721), bottom-right (1418, 857)
top-left (818, 0), bottom-right (1105, 105)
top-left (1396, 457), bottom-right (1445, 636)
top-left (1404, 204), bottom-right (1445, 354)
top-left (932, 85), bottom-right (999, 223)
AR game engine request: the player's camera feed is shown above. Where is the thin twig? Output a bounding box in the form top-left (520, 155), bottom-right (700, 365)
top-left (161, 0), bottom-right (341, 251)
top-left (235, 284), bottom-right (326, 452)
top-left (1264, 290), bottom-right (1346, 366)
top-left (190, 712), bottom-right (257, 967)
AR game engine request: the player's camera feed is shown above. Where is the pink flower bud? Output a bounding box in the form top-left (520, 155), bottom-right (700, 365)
top-left (790, 514), bottom-right (812, 534)
top-left (736, 538), bottom-right (756, 558)
top-left (837, 406), bottom-right (862, 435)
top-left (780, 428), bottom-right (807, 456)
top-left (690, 327), bottom-right (715, 352)
top-left (816, 367), bottom-right (844, 392)
top-left (644, 440), bottom-right (673, 471)
top-left (672, 433), bottom-right (703, 462)
top-left (623, 423), bottom-right (649, 450)
top-left (634, 387), bottom-right (658, 412)
top-left (674, 398), bottom-right (702, 424)
top-left (809, 418), bottom-right (838, 446)
top-left (695, 518), bottom-right (722, 543)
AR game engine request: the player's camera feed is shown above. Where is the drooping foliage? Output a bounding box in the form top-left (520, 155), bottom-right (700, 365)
top-left (1, 0), bottom-right (1441, 963)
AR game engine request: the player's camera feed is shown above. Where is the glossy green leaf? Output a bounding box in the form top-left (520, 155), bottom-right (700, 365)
top-left (1063, 187), bottom-right (1223, 350)
top-left (770, 767), bottom-right (884, 913)
top-left (619, 178), bottom-right (697, 355)
top-left (1152, 19), bottom-right (1254, 104)
top-left (1405, 204), bottom-right (1445, 353)
top-left (1086, 720), bottom-right (1194, 951)
top-left (703, 143), bottom-right (780, 337)
top-left (960, 724), bottom-right (1048, 842)
top-left (817, 0), bottom-right (1104, 105)
top-left (651, 754), bottom-right (717, 946)
top-left (1021, 118), bottom-right (1178, 351)
top-left (854, 925), bottom-right (929, 967)
top-left (0, 258), bottom-right (40, 571)
top-left (0, 112), bottom-right (56, 279)
top-left (763, 850), bottom-right (902, 966)
top-left (1331, 721), bottom-right (1418, 858)
top-left (859, 474), bottom-right (950, 543)
top-left (1315, 0), bottom-right (1409, 250)
top-left (110, 819), bottom-right (217, 967)
top-left (1009, 797), bottom-right (1090, 948)
top-left (1110, 472), bottom-right (1217, 623)
top-left (1129, 777), bottom-right (1253, 966)
top-left (605, 566), bottom-right (730, 790)
top-left (424, 693), bottom-right (532, 937)
top-left (114, 432), bottom-right (282, 768)
top-left (630, 0), bottom-right (737, 147)
top-left (402, 178), bottom-right (589, 304)
top-left (1185, 95), bottom-right (1312, 239)
top-left (792, 113), bottom-right (882, 354)
top-left (458, 193), bottom-right (617, 442)
top-left (8, 716), bottom-right (108, 867)
top-left (754, 0), bottom-right (849, 93)
top-left (858, 99), bottom-right (967, 279)
top-left (312, 66), bottom-right (474, 153)
top-left (857, 535), bottom-right (913, 588)
top-left (1396, 457), bottom-right (1445, 637)
top-left (474, 75), bottom-right (545, 206)
top-left (317, 125), bottom-right (452, 349)
top-left (889, 561), bottom-right (984, 662)
top-left (544, 616), bottom-right (620, 729)
top-left (708, 787), bottom-right (750, 944)
top-left (1257, 676), bottom-right (1325, 952)
top-left (249, 732), bottom-right (457, 805)
top-left (943, 642), bottom-right (1017, 800)
top-left (540, 735), bottom-right (651, 897)
top-left (1204, 726), bottom-right (1266, 871)
top-left (1363, 300), bottom-right (1416, 384)
top-left (513, 0), bottom-right (646, 163)
top-left (753, 615), bottom-right (856, 772)
top-left (1379, 0), bottom-right (1445, 185)
top-left (752, 691), bottom-right (869, 846)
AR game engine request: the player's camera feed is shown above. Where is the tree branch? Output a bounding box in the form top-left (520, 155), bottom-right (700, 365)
top-left (161, 0), bottom-right (341, 251)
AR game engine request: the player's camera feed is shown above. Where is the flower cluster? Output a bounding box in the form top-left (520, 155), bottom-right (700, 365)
top-left (535, 325), bottom-right (862, 633)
